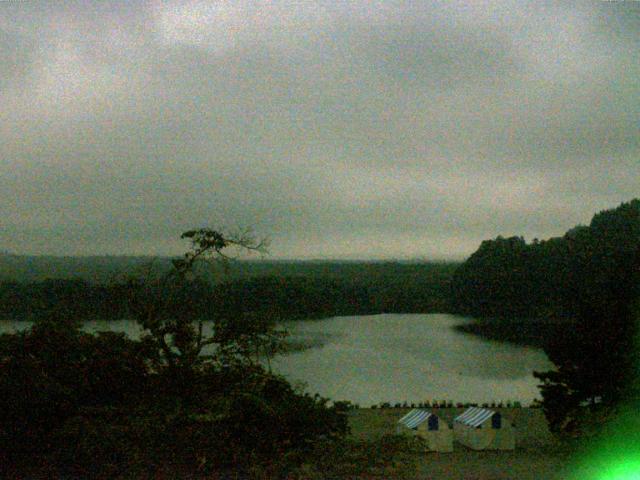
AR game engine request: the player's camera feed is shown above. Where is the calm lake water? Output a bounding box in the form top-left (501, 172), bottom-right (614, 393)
top-left (0, 314), bottom-right (553, 406)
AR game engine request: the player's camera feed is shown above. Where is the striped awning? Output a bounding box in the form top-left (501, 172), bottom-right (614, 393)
top-left (398, 409), bottom-right (432, 429)
top-left (454, 407), bottom-right (495, 427)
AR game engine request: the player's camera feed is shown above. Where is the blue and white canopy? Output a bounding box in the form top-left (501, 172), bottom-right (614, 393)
top-left (454, 407), bottom-right (495, 428)
top-left (398, 409), bottom-right (433, 429)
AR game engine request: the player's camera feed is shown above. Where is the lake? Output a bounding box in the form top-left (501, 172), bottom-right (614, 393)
top-left (0, 313), bottom-right (553, 406)
top-left (272, 314), bottom-right (553, 406)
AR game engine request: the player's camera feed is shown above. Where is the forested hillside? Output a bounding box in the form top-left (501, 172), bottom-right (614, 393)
top-left (452, 199), bottom-right (640, 320)
top-left (0, 254), bottom-right (169, 283)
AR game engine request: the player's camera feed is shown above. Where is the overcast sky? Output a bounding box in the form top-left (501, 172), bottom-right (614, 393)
top-left (1, 1), bottom-right (638, 259)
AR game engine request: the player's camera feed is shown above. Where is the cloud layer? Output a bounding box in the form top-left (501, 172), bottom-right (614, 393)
top-left (1, 1), bottom-right (638, 258)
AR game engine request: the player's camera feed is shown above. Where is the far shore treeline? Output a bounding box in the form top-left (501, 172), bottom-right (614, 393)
top-left (0, 260), bottom-right (457, 322)
top-left (450, 199), bottom-right (640, 346)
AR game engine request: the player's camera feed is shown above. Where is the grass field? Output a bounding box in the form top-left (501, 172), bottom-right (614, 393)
top-left (346, 408), bottom-right (576, 479)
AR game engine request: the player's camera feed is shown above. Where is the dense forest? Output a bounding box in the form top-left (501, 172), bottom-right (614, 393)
top-left (452, 199), bottom-right (640, 320)
top-left (0, 253), bottom-right (168, 283)
top-left (0, 253), bottom-right (455, 284)
top-left (0, 261), bottom-right (457, 322)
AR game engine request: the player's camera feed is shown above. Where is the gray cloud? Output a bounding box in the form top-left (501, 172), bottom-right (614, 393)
top-left (1, 1), bottom-right (638, 258)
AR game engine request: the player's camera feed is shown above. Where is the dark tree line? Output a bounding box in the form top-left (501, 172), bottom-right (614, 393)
top-left (0, 279), bottom-right (130, 321)
top-left (0, 264), bottom-right (456, 323)
top-left (451, 199), bottom-right (640, 321)
top-left (534, 244), bottom-right (640, 437)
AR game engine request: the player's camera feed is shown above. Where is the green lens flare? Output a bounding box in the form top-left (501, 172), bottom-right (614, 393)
top-left (564, 405), bottom-right (640, 480)
top-left (601, 460), bottom-right (640, 479)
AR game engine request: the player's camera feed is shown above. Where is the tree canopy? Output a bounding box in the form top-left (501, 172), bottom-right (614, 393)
top-left (452, 199), bottom-right (640, 323)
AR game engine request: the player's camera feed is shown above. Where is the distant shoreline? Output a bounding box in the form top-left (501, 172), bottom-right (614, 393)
top-left (454, 316), bottom-right (572, 349)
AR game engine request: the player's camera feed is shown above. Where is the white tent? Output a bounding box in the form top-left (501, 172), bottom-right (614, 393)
top-left (453, 407), bottom-right (515, 450)
top-left (397, 409), bottom-right (453, 452)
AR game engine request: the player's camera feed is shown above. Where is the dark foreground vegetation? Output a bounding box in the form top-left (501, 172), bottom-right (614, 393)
top-left (0, 316), bottom-right (353, 478)
top-left (0, 230), bottom-right (356, 478)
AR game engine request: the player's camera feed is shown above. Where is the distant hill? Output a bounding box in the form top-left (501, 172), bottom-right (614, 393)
top-left (0, 253), bottom-right (459, 287)
top-left (0, 254), bottom-right (173, 283)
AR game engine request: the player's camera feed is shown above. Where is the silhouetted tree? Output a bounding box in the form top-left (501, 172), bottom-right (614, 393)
top-left (122, 229), bottom-right (278, 371)
top-left (534, 240), bottom-right (640, 437)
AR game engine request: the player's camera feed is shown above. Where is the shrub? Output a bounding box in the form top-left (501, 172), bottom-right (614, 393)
top-left (0, 319), bottom-right (349, 477)
top-left (0, 318), bottom-right (151, 459)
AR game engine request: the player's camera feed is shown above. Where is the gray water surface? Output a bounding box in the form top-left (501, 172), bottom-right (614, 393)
top-left (0, 314), bottom-right (552, 405)
top-left (271, 314), bottom-right (553, 406)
